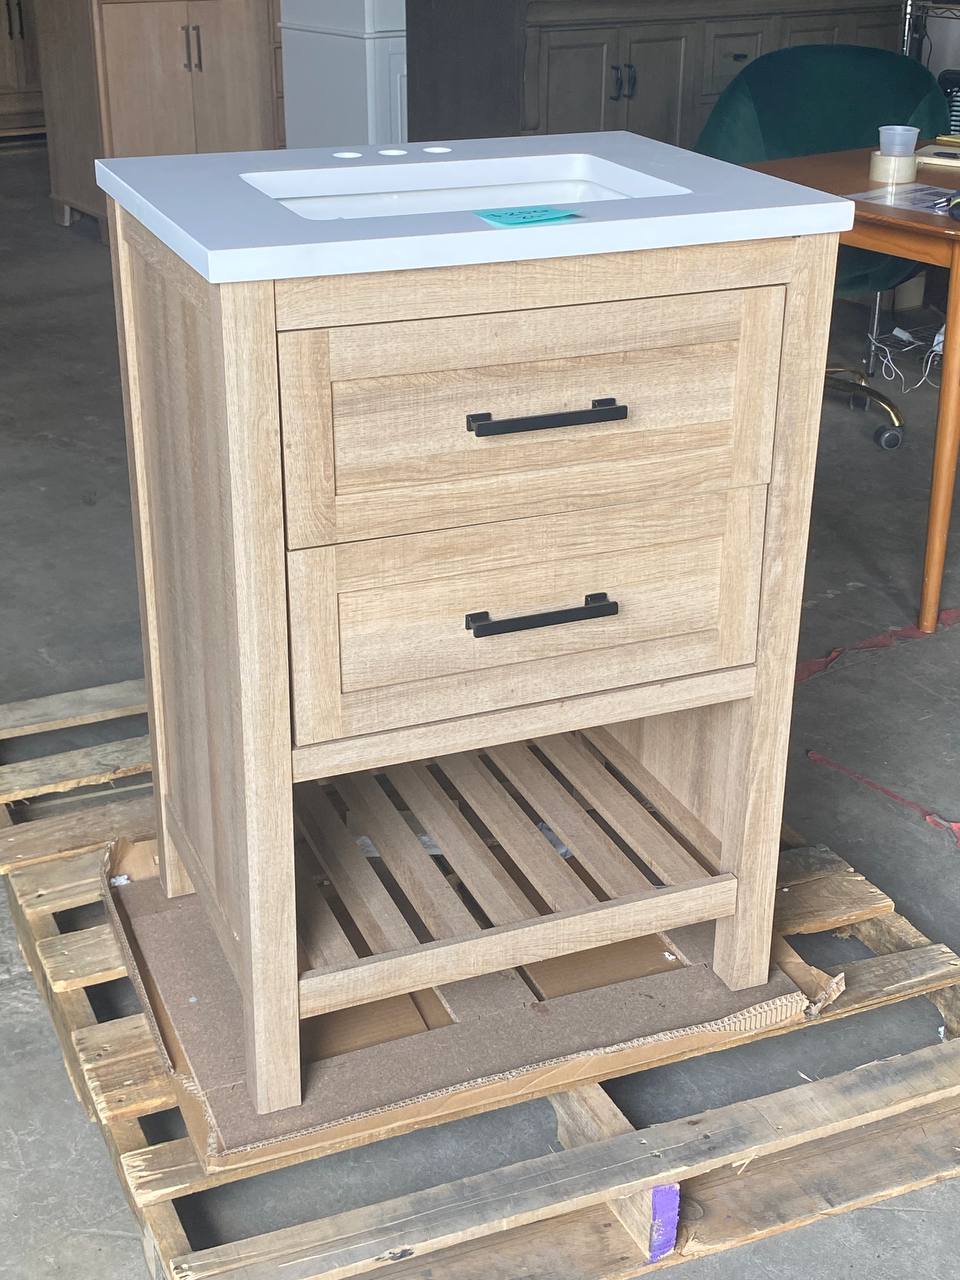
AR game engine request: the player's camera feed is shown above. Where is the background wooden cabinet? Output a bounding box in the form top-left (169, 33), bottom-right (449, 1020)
top-left (33, 0), bottom-right (279, 225)
top-left (621, 23), bottom-right (700, 146)
top-left (537, 26), bottom-right (623, 133)
top-left (408, 0), bottom-right (903, 149)
top-left (0, 0), bottom-right (43, 136)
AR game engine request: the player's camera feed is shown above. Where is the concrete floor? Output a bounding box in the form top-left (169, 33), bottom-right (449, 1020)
top-left (3, 142), bottom-right (960, 1278)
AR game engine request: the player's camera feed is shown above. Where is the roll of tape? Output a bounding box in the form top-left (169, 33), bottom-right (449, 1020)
top-left (869, 151), bottom-right (918, 183)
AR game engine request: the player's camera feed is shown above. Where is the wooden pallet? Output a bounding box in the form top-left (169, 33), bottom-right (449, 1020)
top-left (5, 806), bottom-right (960, 1277)
top-left (0, 678), bottom-right (152, 849)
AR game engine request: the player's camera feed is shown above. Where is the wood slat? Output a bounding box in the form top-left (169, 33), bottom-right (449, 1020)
top-left (358, 1100), bottom-right (960, 1280)
top-left (0, 735), bottom-right (152, 804)
top-left (36, 922), bottom-right (126, 992)
top-left (582, 726), bottom-right (722, 866)
top-left (550, 1087), bottom-right (678, 1264)
top-left (295, 858), bottom-right (358, 971)
top-left (297, 875), bottom-right (737, 1019)
top-left (295, 784), bottom-right (417, 954)
top-left (677, 1095), bottom-right (960, 1262)
top-left (7, 847), bottom-right (107, 915)
top-left (384, 762), bottom-right (534, 925)
top-left (774, 869), bottom-right (894, 935)
top-left (536, 734), bottom-right (707, 886)
top-left (486, 742), bottom-right (654, 896)
top-left (0, 790), bottom-right (157, 874)
top-left (169, 1041), bottom-right (960, 1280)
top-left (335, 774), bottom-right (478, 938)
top-left (73, 1014), bottom-right (176, 1122)
top-left (436, 751), bottom-right (594, 911)
top-left (0, 678), bottom-right (147, 740)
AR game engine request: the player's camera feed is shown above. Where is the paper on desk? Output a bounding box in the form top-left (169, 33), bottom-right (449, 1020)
top-left (846, 182), bottom-right (956, 213)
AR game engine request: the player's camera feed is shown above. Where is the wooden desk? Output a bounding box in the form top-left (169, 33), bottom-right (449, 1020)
top-left (755, 147), bottom-right (960, 633)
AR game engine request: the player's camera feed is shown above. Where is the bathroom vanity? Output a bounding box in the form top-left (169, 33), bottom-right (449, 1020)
top-left (97, 133), bottom-right (851, 1119)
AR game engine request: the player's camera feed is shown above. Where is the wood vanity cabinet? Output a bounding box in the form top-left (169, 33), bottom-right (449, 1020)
top-left (407, 0), bottom-right (902, 148)
top-left (108, 181), bottom-right (838, 1114)
top-left (31, 0), bottom-right (279, 225)
top-left (0, 0), bottom-right (43, 137)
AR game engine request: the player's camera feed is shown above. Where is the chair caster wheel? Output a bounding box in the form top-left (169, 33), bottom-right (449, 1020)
top-left (849, 391), bottom-right (871, 412)
top-left (874, 425), bottom-right (904, 450)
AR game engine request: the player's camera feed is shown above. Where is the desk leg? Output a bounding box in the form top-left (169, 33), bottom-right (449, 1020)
top-left (919, 243), bottom-right (960, 632)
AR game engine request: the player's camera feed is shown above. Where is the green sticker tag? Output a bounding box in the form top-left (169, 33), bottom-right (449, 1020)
top-left (474, 206), bottom-right (582, 227)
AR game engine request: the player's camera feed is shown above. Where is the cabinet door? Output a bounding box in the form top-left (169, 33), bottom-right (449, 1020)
top-left (0, 3), bottom-right (18, 95)
top-left (780, 15), bottom-right (843, 46)
top-left (848, 10), bottom-right (901, 50)
top-left (100, 1), bottom-right (197, 156)
top-left (15, 0), bottom-right (41, 91)
top-left (537, 26), bottom-right (625, 134)
top-left (702, 17), bottom-right (776, 98)
top-left (188, 0), bottom-right (274, 152)
top-left (621, 24), bottom-right (699, 146)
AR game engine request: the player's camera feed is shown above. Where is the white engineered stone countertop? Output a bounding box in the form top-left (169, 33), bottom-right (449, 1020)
top-left (95, 131), bottom-right (854, 283)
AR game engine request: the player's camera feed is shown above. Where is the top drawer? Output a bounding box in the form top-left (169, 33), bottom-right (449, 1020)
top-left (279, 286), bottom-right (785, 547)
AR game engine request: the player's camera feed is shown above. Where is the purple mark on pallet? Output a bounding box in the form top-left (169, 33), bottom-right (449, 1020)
top-left (648, 1182), bottom-right (681, 1262)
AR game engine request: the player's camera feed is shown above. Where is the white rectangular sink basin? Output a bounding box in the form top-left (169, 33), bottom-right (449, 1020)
top-left (94, 131), bottom-right (854, 282)
top-left (240, 154), bottom-right (689, 221)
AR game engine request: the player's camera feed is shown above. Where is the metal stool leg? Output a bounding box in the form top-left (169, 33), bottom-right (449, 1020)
top-left (864, 291), bottom-right (883, 377)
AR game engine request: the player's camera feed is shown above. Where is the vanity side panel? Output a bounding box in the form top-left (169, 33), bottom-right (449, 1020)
top-left (604, 233), bottom-right (839, 989)
top-left (109, 205), bottom-right (300, 1113)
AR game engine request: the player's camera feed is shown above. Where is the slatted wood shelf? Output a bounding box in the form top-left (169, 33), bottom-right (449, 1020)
top-left (294, 733), bottom-right (736, 1019)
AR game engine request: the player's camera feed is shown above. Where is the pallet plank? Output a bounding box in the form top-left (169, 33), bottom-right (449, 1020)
top-left (73, 1014), bottom-right (176, 1122)
top-left (169, 1041), bottom-right (960, 1280)
top-left (0, 735), bottom-right (152, 805)
top-left (37, 922), bottom-right (127, 991)
top-left (774, 869), bottom-right (893, 934)
top-left (7, 847), bottom-right (107, 915)
top-left (550, 1086), bottom-right (678, 1264)
top-left (0, 791), bottom-right (157, 874)
top-left (677, 1096), bottom-right (960, 1261)
top-left (0, 679), bottom-right (147, 740)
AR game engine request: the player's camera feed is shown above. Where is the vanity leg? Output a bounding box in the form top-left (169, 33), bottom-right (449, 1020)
top-left (713, 234), bottom-right (838, 991)
top-left (712, 697), bottom-right (779, 990)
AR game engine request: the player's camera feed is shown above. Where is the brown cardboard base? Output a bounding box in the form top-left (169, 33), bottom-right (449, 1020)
top-left (107, 846), bottom-right (806, 1170)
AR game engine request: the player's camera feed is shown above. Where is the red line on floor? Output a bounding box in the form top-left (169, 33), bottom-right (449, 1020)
top-left (806, 750), bottom-right (960, 849)
top-left (795, 607), bottom-right (960, 685)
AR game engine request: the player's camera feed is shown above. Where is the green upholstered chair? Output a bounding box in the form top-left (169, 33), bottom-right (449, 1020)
top-left (697, 44), bottom-right (949, 448)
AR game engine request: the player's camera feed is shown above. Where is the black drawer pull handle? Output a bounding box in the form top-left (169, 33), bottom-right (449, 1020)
top-left (466, 397), bottom-right (628, 438)
top-left (465, 592), bottom-right (618, 638)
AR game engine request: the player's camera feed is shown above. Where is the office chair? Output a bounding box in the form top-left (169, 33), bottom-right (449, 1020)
top-left (697, 44), bottom-right (949, 449)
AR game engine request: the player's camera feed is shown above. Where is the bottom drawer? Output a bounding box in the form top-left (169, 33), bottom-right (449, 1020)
top-left (288, 489), bottom-right (765, 745)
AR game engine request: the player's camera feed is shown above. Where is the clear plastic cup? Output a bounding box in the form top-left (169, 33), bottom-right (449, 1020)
top-left (878, 125), bottom-right (920, 157)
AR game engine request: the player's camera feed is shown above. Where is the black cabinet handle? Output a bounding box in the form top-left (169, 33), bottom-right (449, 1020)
top-left (732, 52), bottom-right (749, 62)
top-left (609, 64), bottom-right (623, 101)
top-left (625, 63), bottom-right (637, 98)
top-left (466, 397), bottom-right (627, 438)
top-left (465, 593), bottom-right (618, 639)
top-left (5, 0), bottom-right (12, 41)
